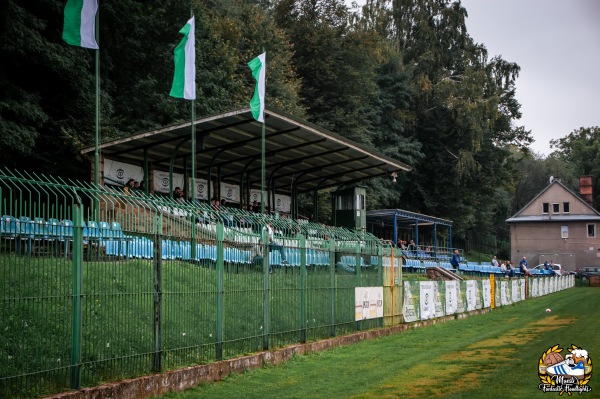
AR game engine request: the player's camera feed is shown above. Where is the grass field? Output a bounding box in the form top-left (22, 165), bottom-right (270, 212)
top-left (159, 286), bottom-right (599, 399)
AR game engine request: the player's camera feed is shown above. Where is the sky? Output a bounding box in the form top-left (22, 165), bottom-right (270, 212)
top-left (347, 0), bottom-right (600, 156)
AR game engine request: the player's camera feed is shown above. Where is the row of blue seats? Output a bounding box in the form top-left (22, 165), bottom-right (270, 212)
top-left (102, 237), bottom-right (333, 267)
top-left (403, 259), bottom-right (455, 272)
top-left (457, 263), bottom-right (553, 276)
top-left (1, 215), bottom-right (126, 241)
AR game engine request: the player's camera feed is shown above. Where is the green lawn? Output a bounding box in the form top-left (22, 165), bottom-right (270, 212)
top-left (159, 287), bottom-right (599, 399)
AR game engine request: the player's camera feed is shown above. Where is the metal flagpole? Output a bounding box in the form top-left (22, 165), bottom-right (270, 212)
top-left (93, 3), bottom-right (100, 222)
top-left (260, 49), bottom-right (266, 214)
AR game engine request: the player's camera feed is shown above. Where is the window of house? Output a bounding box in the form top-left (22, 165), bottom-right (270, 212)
top-left (588, 224), bottom-right (596, 238)
top-left (542, 203), bottom-right (549, 214)
top-left (552, 203), bottom-right (560, 213)
top-left (563, 202), bottom-right (570, 213)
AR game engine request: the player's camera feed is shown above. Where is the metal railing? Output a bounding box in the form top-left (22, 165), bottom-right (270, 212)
top-left (0, 169), bottom-right (402, 398)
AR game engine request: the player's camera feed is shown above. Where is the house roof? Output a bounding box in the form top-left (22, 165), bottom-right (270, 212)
top-left (80, 107), bottom-right (411, 196)
top-left (506, 178), bottom-right (600, 223)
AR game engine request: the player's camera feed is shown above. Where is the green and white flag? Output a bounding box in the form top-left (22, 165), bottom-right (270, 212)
top-left (62, 0), bottom-right (99, 49)
top-left (169, 16), bottom-right (196, 100)
top-left (248, 52), bottom-right (266, 122)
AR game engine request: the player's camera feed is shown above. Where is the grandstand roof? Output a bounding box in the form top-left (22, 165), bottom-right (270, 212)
top-left (80, 107), bottom-right (411, 195)
top-left (366, 209), bottom-right (453, 228)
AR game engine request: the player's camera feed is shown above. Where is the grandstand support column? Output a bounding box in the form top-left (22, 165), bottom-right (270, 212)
top-left (152, 215), bottom-right (163, 372)
top-left (216, 222), bottom-right (225, 359)
top-left (313, 189), bottom-right (319, 222)
top-left (393, 210), bottom-right (398, 246)
top-left (433, 223), bottom-right (438, 259)
top-left (299, 234), bottom-right (307, 343)
top-left (329, 239), bottom-right (336, 337)
top-left (414, 219), bottom-right (419, 251)
top-left (70, 201), bottom-right (84, 390)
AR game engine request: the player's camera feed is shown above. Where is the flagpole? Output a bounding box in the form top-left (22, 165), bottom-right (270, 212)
top-left (94, 4), bottom-right (100, 188)
top-left (93, 2), bottom-right (100, 225)
top-left (189, 10), bottom-right (196, 204)
top-left (260, 49), bottom-right (266, 215)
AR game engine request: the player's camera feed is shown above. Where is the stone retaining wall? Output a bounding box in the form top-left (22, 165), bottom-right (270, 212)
top-left (42, 308), bottom-right (489, 399)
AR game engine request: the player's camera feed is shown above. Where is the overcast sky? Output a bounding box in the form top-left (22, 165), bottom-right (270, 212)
top-left (461, 0), bottom-right (600, 156)
top-left (348, 0), bottom-right (600, 156)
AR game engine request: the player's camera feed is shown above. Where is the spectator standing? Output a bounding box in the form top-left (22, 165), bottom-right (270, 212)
top-left (519, 256), bottom-right (532, 277)
top-left (450, 249), bottom-right (460, 269)
top-left (492, 255), bottom-right (499, 267)
top-left (266, 222), bottom-right (288, 267)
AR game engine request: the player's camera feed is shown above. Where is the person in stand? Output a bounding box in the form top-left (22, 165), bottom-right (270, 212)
top-left (265, 222), bottom-right (288, 268)
top-left (123, 179), bottom-right (135, 195)
top-left (549, 260), bottom-right (557, 276)
top-left (519, 256), bottom-right (533, 277)
top-left (450, 249), bottom-right (460, 269)
top-left (173, 187), bottom-right (184, 202)
top-left (504, 261), bottom-right (515, 278)
top-left (492, 255), bottom-right (499, 267)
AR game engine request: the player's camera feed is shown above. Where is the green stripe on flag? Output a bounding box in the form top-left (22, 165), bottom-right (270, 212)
top-left (63, 0), bottom-right (98, 49)
top-left (170, 16), bottom-right (196, 100)
top-left (248, 52), bottom-right (266, 122)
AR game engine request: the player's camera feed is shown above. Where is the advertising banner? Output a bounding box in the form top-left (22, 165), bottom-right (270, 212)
top-left (419, 281), bottom-right (435, 320)
top-left (104, 159), bottom-right (143, 186)
top-left (153, 170), bottom-right (185, 195)
top-left (354, 287), bottom-right (384, 321)
top-left (466, 280), bottom-right (477, 311)
top-left (445, 280), bottom-right (458, 315)
top-left (402, 281), bottom-right (418, 322)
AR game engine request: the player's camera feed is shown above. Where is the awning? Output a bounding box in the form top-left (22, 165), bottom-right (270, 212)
top-left (80, 107), bottom-right (411, 196)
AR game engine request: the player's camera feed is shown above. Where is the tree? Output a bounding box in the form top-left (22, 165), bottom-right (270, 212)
top-left (550, 126), bottom-right (600, 208)
top-left (274, 0), bottom-right (381, 145)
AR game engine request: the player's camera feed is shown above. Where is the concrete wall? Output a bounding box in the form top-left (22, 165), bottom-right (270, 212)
top-left (41, 310), bottom-right (489, 399)
top-left (510, 222), bottom-right (599, 271)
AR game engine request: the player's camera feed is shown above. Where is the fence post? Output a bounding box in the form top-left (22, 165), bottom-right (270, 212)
top-left (70, 201), bottom-right (83, 389)
top-left (329, 238), bottom-right (336, 337)
top-left (262, 226), bottom-right (270, 350)
top-left (152, 214), bottom-right (163, 372)
top-left (378, 244), bottom-right (384, 328)
top-left (355, 240), bottom-right (361, 286)
top-left (299, 234), bottom-right (307, 343)
top-left (190, 214), bottom-right (197, 260)
top-left (215, 221), bottom-right (224, 359)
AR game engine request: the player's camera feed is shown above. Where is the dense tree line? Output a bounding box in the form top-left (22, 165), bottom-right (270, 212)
top-left (0, 0), bottom-right (594, 244)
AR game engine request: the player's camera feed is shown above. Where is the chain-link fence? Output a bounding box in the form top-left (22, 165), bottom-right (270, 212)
top-left (0, 169), bottom-right (402, 398)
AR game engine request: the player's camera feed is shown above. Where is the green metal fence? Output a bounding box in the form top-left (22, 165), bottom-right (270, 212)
top-left (0, 169), bottom-right (401, 398)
